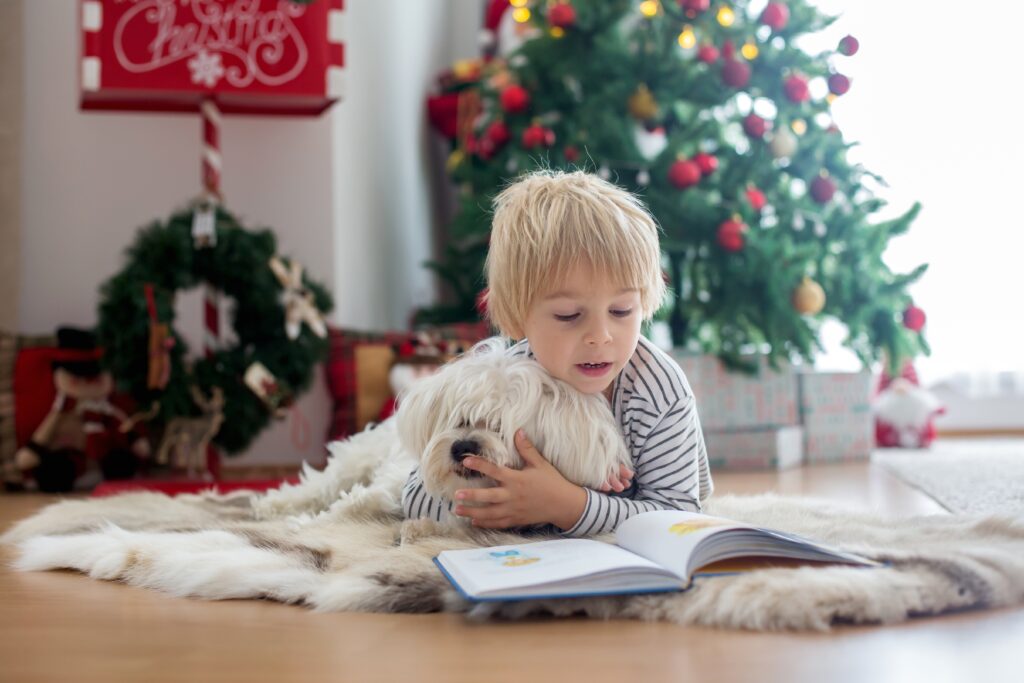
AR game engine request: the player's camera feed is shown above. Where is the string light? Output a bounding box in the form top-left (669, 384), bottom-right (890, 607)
top-left (513, 7), bottom-right (531, 22)
top-left (791, 119), bottom-right (807, 135)
top-left (550, 26), bottom-right (565, 38)
top-left (509, 0), bottom-right (528, 7)
top-left (640, 0), bottom-right (659, 17)
top-left (741, 40), bottom-right (758, 59)
top-left (678, 25), bottom-right (696, 49)
top-left (717, 6), bottom-right (735, 27)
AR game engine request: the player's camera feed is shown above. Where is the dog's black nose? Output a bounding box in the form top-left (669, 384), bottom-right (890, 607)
top-left (451, 439), bottom-right (480, 463)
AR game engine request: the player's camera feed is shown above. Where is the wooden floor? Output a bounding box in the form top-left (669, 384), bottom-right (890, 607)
top-left (2, 446), bottom-right (1022, 683)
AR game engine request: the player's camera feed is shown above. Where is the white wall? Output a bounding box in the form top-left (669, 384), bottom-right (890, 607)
top-left (18, 0), bottom-right (482, 466)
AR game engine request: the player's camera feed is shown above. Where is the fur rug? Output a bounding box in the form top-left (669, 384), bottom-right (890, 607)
top-left (4, 490), bottom-right (1023, 631)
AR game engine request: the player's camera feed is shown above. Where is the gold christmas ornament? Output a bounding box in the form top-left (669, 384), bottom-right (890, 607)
top-left (640, 1), bottom-right (659, 17)
top-left (628, 84), bottom-right (659, 121)
top-left (678, 26), bottom-right (696, 49)
top-left (792, 276), bottom-right (826, 315)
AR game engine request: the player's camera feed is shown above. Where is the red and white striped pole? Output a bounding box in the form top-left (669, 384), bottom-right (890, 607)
top-left (200, 98), bottom-right (222, 479)
top-left (200, 98), bottom-right (222, 360)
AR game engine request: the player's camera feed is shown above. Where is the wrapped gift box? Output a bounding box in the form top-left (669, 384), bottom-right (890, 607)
top-left (670, 352), bottom-right (799, 431)
top-left (798, 371), bottom-right (873, 463)
top-left (704, 426), bottom-right (804, 471)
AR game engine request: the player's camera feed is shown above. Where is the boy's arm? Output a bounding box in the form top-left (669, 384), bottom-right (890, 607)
top-left (402, 466), bottom-right (455, 522)
top-left (559, 395), bottom-right (709, 537)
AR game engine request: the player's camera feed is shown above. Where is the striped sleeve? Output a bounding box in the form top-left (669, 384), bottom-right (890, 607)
top-left (559, 394), bottom-right (708, 538)
top-left (401, 466), bottom-right (455, 523)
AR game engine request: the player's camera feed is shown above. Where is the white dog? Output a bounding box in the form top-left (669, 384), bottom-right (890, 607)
top-left (253, 338), bottom-right (632, 526)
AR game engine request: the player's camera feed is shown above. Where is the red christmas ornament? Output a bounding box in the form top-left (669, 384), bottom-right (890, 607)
top-left (745, 186), bottom-right (767, 211)
top-left (547, 2), bottom-right (576, 29)
top-left (486, 120), bottom-right (510, 146)
top-left (697, 44), bottom-right (720, 64)
top-left (828, 73), bottom-right (851, 96)
top-left (477, 137), bottom-right (496, 160)
top-left (903, 305), bottom-right (927, 332)
top-left (838, 35), bottom-right (860, 56)
top-left (717, 219), bottom-right (747, 252)
top-left (500, 85), bottom-right (530, 114)
top-left (810, 174), bottom-right (836, 204)
top-left (760, 2), bottom-right (790, 31)
top-left (693, 152), bottom-right (718, 176)
top-left (564, 145), bottom-right (580, 163)
top-left (721, 59), bottom-right (751, 88)
top-left (522, 123), bottom-right (555, 149)
top-left (743, 113), bottom-right (769, 139)
top-left (681, 0), bottom-right (711, 14)
top-left (784, 74), bottom-right (810, 103)
top-left (668, 159), bottom-right (702, 189)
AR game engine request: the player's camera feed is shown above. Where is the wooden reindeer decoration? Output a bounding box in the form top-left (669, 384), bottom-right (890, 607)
top-left (154, 386), bottom-right (225, 478)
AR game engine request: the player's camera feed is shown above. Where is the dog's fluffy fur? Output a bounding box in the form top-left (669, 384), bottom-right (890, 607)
top-left (252, 338), bottom-right (631, 524)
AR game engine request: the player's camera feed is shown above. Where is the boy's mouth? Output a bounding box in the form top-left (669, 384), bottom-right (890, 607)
top-left (576, 362), bottom-right (612, 377)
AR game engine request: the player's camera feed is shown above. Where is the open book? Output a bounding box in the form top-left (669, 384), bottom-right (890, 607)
top-left (434, 509), bottom-right (880, 602)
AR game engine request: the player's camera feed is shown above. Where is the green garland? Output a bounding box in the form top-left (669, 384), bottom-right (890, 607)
top-left (97, 204), bottom-right (333, 456)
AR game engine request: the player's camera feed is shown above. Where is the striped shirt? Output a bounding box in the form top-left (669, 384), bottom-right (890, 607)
top-left (401, 335), bottom-right (714, 536)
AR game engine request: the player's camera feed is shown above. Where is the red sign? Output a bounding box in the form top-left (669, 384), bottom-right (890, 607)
top-left (80, 0), bottom-right (344, 116)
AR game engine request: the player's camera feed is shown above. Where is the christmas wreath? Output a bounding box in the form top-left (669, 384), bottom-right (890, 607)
top-left (97, 204), bottom-right (333, 456)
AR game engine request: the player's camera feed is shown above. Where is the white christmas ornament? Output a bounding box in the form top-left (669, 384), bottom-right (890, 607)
top-left (770, 128), bottom-right (798, 159)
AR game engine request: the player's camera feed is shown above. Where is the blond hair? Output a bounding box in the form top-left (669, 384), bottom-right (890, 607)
top-left (484, 169), bottom-right (666, 338)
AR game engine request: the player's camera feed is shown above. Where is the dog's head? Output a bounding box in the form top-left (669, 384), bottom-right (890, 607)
top-left (395, 339), bottom-right (630, 501)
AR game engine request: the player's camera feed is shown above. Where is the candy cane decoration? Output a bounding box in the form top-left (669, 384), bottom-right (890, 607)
top-left (200, 98), bottom-right (222, 359)
top-left (201, 99), bottom-right (223, 202)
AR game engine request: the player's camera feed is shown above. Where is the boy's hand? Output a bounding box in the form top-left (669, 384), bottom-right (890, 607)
top-left (598, 464), bottom-right (634, 493)
top-left (453, 429), bottom-right (587, 531)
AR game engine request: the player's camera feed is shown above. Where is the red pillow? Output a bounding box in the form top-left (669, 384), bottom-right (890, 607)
top-left (324, 328), bottom-right (418, 441)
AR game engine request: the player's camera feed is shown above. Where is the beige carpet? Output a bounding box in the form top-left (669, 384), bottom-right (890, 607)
top-left (873, 439), bottom-right (1024, 516)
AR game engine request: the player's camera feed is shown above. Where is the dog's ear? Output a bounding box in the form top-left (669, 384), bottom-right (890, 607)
top-left (395, 371), bottom-right (443, 457)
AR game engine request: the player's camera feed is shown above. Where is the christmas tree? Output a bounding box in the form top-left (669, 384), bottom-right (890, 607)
top-left (422, 0), bottom-right (928, 372)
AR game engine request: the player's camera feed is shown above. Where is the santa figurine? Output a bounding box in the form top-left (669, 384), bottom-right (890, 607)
top-left (873, 364), bottom-right (945, 448)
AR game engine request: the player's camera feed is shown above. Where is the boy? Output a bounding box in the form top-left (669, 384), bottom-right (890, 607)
top-left (402, 170), bottom-right (713, 536)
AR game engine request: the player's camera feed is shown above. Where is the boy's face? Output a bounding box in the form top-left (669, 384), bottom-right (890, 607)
top-left (520, 264), bottom-right (642, 397)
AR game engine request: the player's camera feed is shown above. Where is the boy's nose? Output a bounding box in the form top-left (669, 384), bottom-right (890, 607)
top-left (584, 324), bottom-right (612, 345)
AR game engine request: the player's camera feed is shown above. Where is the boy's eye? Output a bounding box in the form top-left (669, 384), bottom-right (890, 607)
top-left (554, 313), bottom-right (580, 322)
top-left (611, 309), bottom-right (633, 318)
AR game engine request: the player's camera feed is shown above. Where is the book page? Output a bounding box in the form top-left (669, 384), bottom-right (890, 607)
top-left (616, 510), bottom-right (879, 580)
top-left (436, 538), bottom-right (678, 597)
top-left (615, 510), bottom-right (746, 580)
